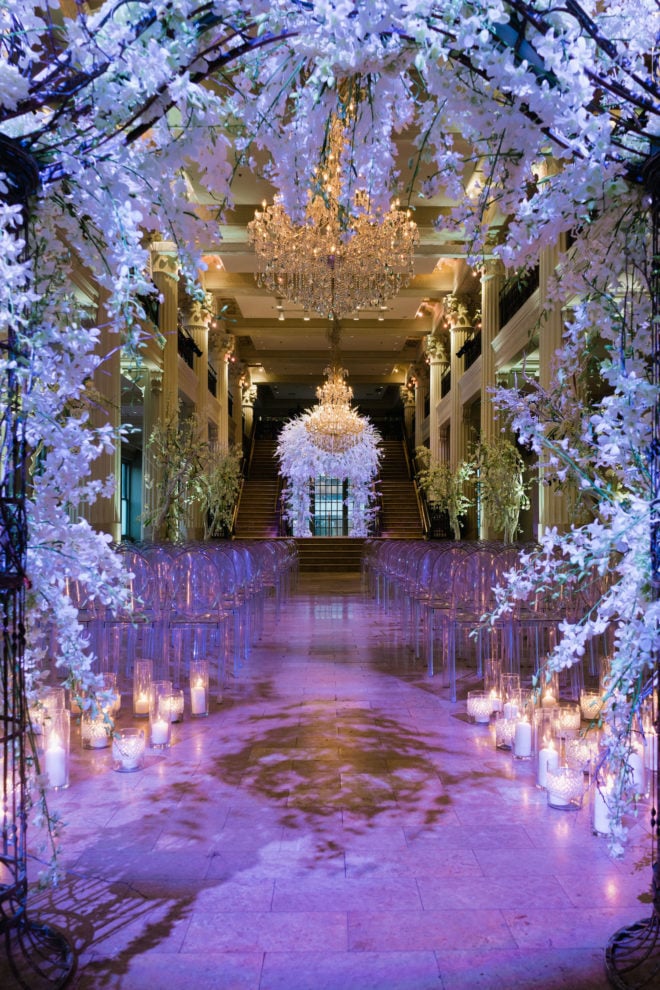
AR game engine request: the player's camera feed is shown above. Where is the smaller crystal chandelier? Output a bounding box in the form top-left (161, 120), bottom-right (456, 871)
top-left (247, 115), bottom-right (419, 319)
top-left (305, 320), bottom-right (366, 453)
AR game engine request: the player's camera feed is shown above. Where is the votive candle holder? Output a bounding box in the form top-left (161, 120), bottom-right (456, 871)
top-left (546, 765), bottom-right (584, 811)
top-left (149, 704), bottom-right (172, 749)
top-left (190, 661), bottom-right (209, 717)
top-left (467, 690), bottom-right (492, 724)
top-left (494, 712), bottom-right (517, 750)
top-left (133, 659), bottom-right (153, 717)
top-left (112, 728), bottom-right (146, 772)
top-left (160, 688), bottom-right (184, 723)
top-left (43, 708), bottom-right (70, 790)
top-left (81, 710), bottom-right (112, 749)
top-left (580, 690), bottom-right (604, 722)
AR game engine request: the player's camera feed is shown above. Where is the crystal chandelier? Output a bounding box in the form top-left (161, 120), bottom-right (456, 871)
top-left (304, 320), bottom-right (366, 453)
top-left (247, 116), bottom-right (419, 319)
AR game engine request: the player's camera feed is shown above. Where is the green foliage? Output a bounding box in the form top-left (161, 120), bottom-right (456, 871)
top-left (473, 436), bottom-right (530, 543)
top-left (415, 446), bottom-right (474, 540)
top-left (143, 408), bottom-right (205, 541)
top-left (193, 445), bottom-right (242, 539)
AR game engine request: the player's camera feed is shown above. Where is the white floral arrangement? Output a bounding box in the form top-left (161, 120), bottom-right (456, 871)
top-left (276, 414), bottom-right (381, 536)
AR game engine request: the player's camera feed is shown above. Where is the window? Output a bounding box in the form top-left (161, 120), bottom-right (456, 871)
top-left (312, 477), bottom-right (348, 536)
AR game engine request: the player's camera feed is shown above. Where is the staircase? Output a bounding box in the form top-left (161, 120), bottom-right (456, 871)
top-left (233, 439), bottom-right (280, 538)
top-left (295, 537), bottom-right (365, 572)
top-left (378, 440), bottom-right (423, 539)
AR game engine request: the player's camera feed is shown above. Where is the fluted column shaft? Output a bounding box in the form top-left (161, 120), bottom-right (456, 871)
top-left (538, 236), bottom-right (569, 536)
top-left (479, 260), bottom-right (504, 538)
top-left (151, 243), bottom-right (179, 423)
top-left (88, 295), bottom-right (121, 541)
top-left (449, 326), bottom-right (469, 469)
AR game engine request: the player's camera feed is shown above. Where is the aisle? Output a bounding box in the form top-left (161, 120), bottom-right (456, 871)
top-left (16, 574), bottom-right (652, 989)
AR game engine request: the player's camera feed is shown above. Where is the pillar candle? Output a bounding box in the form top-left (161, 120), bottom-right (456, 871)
top-left (593, 785), bottom-right (612, 835)
top-left (513, 719), bottom-right (532, 758)
top-left (191, 682), bottom-right (206, 716)
top-left (45, 736), bottom-right (67, 788)
top-left (135, 691), bottom-right (150, 715)
top-left (538, 743), bottom-right (559, 788)
top-left (150, 717), bottom-right (169, 746)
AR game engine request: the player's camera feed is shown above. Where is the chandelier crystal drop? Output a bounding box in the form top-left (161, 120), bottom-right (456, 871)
top-left (305, 365), bottom-right (366, 454)
top-left (304, 318), bottom-right (366, 454)
top-left (247, 116), bottom-right (419, 319)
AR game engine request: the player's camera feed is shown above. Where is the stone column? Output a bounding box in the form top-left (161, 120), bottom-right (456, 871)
top-left (479, 259), bottom-right (504, 538)
top-left (141, 368), bottom-right (163, 541)
top-left (151, 242), bottom-right (179, 422)
top-left (209, 330), bottom-right (235, 450)
top-left (87, 305), bottom-right (121, 541)
top-left (538, 234), bottom-right (569, 536)
top-left (480, 259), bottom-right (504, 447)
top-left (400, 384), bottom-right (416, 446)
top-left (242, 382), bottom-right (257, 444)
top-left (414, 363), bottom-right (429, 450)
top-left (449, 322), bottom-right (470, 470)
top-left (426, 334), bottom-right (449, 464)
top-left (180, 294), bottom-right (210, 443)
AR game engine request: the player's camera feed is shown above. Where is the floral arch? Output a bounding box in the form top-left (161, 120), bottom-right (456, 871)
top-left (276, 414), bottom-right (381, 537)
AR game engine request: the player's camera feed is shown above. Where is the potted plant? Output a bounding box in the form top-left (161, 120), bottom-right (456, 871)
top-left (193, 445), bottom-right (243, 538)
top-left (143, 407), bottom-right (205, 542)
top-left (473, 436), bottom-right (530, 543)
top-left (415, 447), bottom-right (474, 540)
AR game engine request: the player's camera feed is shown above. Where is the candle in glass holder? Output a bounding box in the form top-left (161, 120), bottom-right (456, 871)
top-left (580, 691), bottom-right (604, 721)
top-left (537, 739), bottom-right (559, 788)
top-left (593, 778), bottom-right (613, 834)
top-left (190, 661), bottom-right (209, 717)
top-left (565, 734), bottom-right (599, 775)
top-left (133, 659), bottom-right (153, 717)
top-left (513, 717), bottom-right (532, 759)
top-left (495, 713), bottom-right (517, 750)
top-left (81, 711), bottom-right (111, 749)
top-left (150, 714), bottom-right (170, 748)
top-left (546, 765), bottom-right (584, 810)
top-left (112, 729), bottom-right (146, 772)
top-left (160, 689), bottom-right (184, 723)
top-left (43, 709), bottom-right (70, 790)
top-left (467, 690), bottom-right (492, 723)
top-left (555, 705), bottom-right (581, 738)
top-left (102, 672), bottom-right (121, 716)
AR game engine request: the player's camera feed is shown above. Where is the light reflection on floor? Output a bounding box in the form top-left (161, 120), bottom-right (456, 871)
top-left (3, 570), bottom-right (654, 990)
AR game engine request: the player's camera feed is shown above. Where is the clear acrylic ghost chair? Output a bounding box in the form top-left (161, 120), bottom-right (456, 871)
top-left (103, 547), bottom-right (161, 686)
top-left (167, 548), bottom-right (229, 693)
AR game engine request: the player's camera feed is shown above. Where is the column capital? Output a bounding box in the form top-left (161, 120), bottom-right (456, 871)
top-left (179, 293), bottom-right (211, 332)
top-left (242, 383), bottom-right (258, 406)
top-left (400, 384), bottom-right (416, 408)
top-left (150, 242), bottom-right (179, 280)
top-left (425, 332), bottom-right (449, 365)
top-left (150, 369), bottom-right (163, 395)
top-left (481, 258), bottom-right (505, 281)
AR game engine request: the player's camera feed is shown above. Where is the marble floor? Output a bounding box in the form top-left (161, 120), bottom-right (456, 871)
top-left (5, 572), bottom-right (655, 989)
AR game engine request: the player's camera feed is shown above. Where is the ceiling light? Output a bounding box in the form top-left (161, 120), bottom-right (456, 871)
top-left (248, 114), bottom-right (418, 320)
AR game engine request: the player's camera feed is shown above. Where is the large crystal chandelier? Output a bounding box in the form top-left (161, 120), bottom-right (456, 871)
top-left (305, 320), bottom-right (366, 453)
top-left (247, 115), bottom-right (419, 319)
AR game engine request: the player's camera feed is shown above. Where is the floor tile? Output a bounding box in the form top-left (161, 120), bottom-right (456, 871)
top-left (4, 571), bottom-right (650, 990)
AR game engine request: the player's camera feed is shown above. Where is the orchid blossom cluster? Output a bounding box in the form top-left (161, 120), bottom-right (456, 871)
top-left (0, 0), bottom-right (658, 865)
top-left (277, 415), bottom-right (381, 537)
